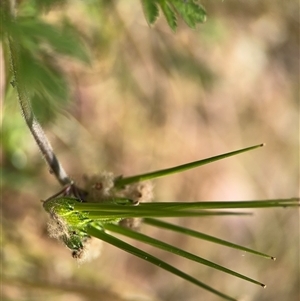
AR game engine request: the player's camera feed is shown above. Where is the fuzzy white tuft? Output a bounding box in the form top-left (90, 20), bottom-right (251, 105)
top-left (82, 172), bottom-right (115, 202)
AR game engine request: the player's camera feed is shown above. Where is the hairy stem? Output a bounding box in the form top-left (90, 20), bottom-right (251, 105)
top-left (4, 0), bottom-right (71, 186)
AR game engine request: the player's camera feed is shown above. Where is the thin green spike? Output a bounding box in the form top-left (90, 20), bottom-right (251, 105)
top-left (144, 218), bottom-right (276, 260)
top-left (87, 224), bottom-right (238, 301)
top-left (86, 210), bottom-right (250, 220)
top-left (114, 144), bottom-right (265, 187)
top-left (104, 223), bottom-right (266, 287)
top-left (140, 198), bottom-right (300, 210)
top-left (73, 198), bottom-right (299, 213)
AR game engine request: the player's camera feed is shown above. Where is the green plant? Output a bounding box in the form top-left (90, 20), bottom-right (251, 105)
top-left (1, 1), bottom-right (299, 301)
top-left (141, 0), bottom-right (206, 31)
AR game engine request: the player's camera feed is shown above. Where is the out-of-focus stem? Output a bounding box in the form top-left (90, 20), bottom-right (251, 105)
top-left (4, 0), bottom-right (71, 186)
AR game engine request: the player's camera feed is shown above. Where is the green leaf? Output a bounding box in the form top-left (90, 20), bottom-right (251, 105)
top-left (170, 0), bottom-right (206, 28)
top-left (57, 19), bottom-right (90, 63)
top-left (87, 224), bottom-right (238, 301)
top-left (13, 17), bottom-right (90, 63)
top-left (140, 0), bottom-right (206, 31)
top-left (144, 218), bottom-right (276, 260)
top-left (5, 15), bottom-right (90, 119)
top-left (160, 1), bottom-right (177, 31)
top-left (141, 0), bottom-right (160, 25)
top-left (17, 48), bottom-right (69, 120)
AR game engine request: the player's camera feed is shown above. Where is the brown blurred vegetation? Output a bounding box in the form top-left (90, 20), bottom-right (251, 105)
top-left (1, 1), bottom-right (299, 301)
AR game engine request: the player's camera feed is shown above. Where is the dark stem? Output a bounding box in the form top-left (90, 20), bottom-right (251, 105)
top-left (4, 0), bottom-right (71, 186)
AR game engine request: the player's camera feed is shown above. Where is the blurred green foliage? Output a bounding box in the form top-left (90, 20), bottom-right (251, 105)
top-left (1, 0), bottom-right (90, 122)
top-left (141, 0), bottom-right (206, 30)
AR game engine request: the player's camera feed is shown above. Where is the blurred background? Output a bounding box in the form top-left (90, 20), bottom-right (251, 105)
top-left (1, 0), bottom-right (299, 300)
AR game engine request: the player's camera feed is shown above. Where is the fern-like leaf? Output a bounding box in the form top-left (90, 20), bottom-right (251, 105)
top-left (160, 1), bottom-right (177, 31)
top-left (140, 0), bottom-right (206, 31)
top-left (141, 0), bottom-right (160, 25)
top-left (171, 0), bottom-right (206, 29)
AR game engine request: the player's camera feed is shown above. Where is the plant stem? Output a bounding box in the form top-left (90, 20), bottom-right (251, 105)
top-left (4, 0), bottom-right (71, 186)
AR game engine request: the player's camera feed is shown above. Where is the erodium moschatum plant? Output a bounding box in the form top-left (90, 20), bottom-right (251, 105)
top-left (41, 146), bottom-right (299, 301)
